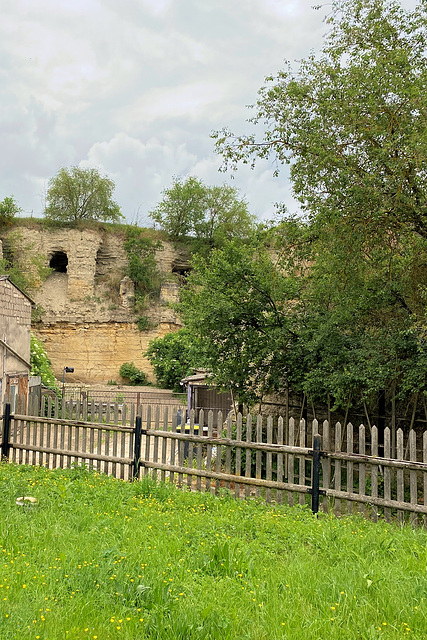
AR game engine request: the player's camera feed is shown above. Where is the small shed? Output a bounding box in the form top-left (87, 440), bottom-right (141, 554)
top-left (0, 276), bottom-right (33, 411)
top-left (180, 370), bottom-right (233, 426)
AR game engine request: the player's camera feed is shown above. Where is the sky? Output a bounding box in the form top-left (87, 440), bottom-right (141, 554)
top-left (0, 0), bottom-right (418, 226)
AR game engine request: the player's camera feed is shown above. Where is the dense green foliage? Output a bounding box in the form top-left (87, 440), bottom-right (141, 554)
top-left (123, 228), bottom-right (162, 315)
top-left (119, 362), bottom-right (150, 386)
top-left (149, 176), bottom-right (255, 249)
top-left (30, 334), bottom-right (59, 391)
top-left (44, 166), bottom-right (122, 223)
top-left (180, 241), bottom-right (298, 406)
top-left (0, 463), bottom-right (426, 639)
top-left (145, 328), bottom-right (204, 391)
top-left (0, 196), bottom-right (21, 228)
top-left (181, 0), bottom-right (427, 409)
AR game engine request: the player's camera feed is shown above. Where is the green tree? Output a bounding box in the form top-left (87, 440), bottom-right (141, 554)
top-left (214, 0), bottom-right (427, 240)
top-left (0, 196), bottom-right (21, 228)
top-left (204, 0), bottom-right (427, 409)
top-left (149, 176), bottom-right (255, 248)
top-left (145, 329), bottom-right (204, 392)
top-left (44, 166), bottom-right (122, 223)
top-left (179, 241), bottom-right (302, 407)
top-left (30, 335), bottom-right (59, 391)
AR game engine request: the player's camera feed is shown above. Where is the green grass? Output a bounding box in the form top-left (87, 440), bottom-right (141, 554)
top-left (0, 463), bottom-right (426, 640)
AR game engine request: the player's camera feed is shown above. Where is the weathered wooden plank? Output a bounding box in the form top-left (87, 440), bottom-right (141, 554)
top-left (160, 407), bottom-right (168, 484)
top-left (32, 411), bottom-right (38, 467)
top-left (144, 405), bottom-right (152, 478)
top-left (409, 430), bottom-right (418, 528)
top-left (206, 411), bottom-right (214, 494)
top-left (245, 414), bottom-right (252, 499)
top-left (288, 417), bottom-right (295, 507)
top-left (12, 414), bottom-right (133, 433)
top-left (359, 425), bottom-right (366, 516)
top-left (142, 459), bottom-right (312, 494)
top-left (215, 411), bottom-right (223, 495)
top-left (10, 442), bottom-right (131, 466)
top-left (276, 416), bottom-right (284, 505)
top-left (225, 413), bottom-right (232, 491)
top-left (187, 412), bottom-right (195, 490)
top-left (196, 410), bottom-right (204, 493)
top-left (60, 400), bottom-right (66, 470)
top-left (255, 415), bottom-right (263, 499)
top-left (324, 487), bottom-right (427, 514)
top-left (384, 427), bottom-right (392, 523)
top-left (299, 419), bottom-right (306, 505)
top-left (235, 412), bottom-right (242, 500)
top-left (266, 416), bottom-right (273, 504)
top-left (96, 401), bottom-right (103, 475)
top-left (178, 409), bottom-right (185, 488)
top-left (346, 423), bottom-right (354, 514)
top-left (169, 408), bottom-right (177, 485)
top-left (371, 426), bottom-right (378, 522)
top-left (322, 420), bottom-right (330, 513)
top-left (152, 406), bottom-right (160, 482)
top-left (397, 429), bottom-right (404, 526)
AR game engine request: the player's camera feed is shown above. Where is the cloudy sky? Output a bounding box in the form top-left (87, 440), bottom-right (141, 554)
top-left (0, 0), bottom-right (418, 225)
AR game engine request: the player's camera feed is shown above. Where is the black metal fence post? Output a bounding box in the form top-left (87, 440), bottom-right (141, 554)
top-left (1, 403), bottom-right (11, 460)
top-left (132, 415), bottom-right (142, 480)
top-left (311, 434), bottom-right (321, 515)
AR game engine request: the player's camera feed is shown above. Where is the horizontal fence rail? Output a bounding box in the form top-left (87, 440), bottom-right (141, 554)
top-left (1, 399), bottom-right (427, 526)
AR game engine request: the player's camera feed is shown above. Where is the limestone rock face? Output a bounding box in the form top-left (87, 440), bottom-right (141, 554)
top-left (1, 224), bottom-right (189, 382)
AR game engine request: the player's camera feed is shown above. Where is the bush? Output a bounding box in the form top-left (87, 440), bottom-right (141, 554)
top-left (119, 362), bottom-right (150, 386)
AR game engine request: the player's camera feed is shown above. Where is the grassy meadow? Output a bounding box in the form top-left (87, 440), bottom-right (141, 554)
top-left (0, 462), bottom-right (426, 640)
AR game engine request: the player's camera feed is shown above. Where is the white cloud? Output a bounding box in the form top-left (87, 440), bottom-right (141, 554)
top-left (1, 0), bottom-right (420, 224)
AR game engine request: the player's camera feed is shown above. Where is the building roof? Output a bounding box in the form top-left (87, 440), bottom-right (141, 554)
top-left (0, 275), bottom-right (35, 305)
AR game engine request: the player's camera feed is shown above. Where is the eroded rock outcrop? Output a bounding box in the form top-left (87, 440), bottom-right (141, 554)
top-left (1, 224), bottom-right (189, 383)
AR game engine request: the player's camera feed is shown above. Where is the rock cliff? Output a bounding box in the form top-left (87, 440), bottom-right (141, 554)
top-left (0, 223), bottom-right (188, 383)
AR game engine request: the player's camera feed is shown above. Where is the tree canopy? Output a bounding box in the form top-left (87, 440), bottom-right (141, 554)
top-left (145, 328), bottom-right (205, 392)
top-left (149, 176), bottom-right (255, 248)
top-left (0, 196), bottom-right (21, 228)
top-left (180, 0), bottom-right (427, 410)
top-left (44, 166), bottom-right (122, 223)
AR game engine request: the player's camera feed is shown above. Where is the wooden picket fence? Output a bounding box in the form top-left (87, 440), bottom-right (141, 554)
top-left (1, 395), bottom-right (427, 527)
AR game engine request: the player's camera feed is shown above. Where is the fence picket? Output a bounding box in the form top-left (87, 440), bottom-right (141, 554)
top-left (255, 415), bottom-right (263, 499)
top-left (206, 411), bottom-right (213, 494)
top-left (276, 416), bottom-right (284, 505)
top-left (196, 410), bottom-right (203, 492)
top-left (235, 412), bottom-right (242, 500)
top-left (144, 405), bottom-right (152, 478)
top-left (225, 413), bottom-right (232, 491)
top-left (245, 414), bottom-right (252, 499)
top-left (288, 417), bottom-right (295, 507)
top-left (409, 430), bottom-right (418, 528)
top-left (153, 406), bottom-right (160, 482)
top-left (215, 411), bottom-right (223, 495)
top-left (371, 426), bottom-right (378, 522)
top-left (161, 407), bottom-right (168, 484)
top-left (266, 416), bottom-right (273, 504)
top-left (169, 408), bottom-right (177, 485)
top-left (346, 423), bottom-right (354, 514)
top-left (397, 429), bottom-right (404, 526)
top-left (187, 412), bottom-right (195, 490)
top-left (359, 425), bottom-right (366, 516)
top-left (322, 420), bottom-right (330, 512)
top-left (299, 419), bottom-right (306, 505)
top-left (384, 428), bottom-right (391, 523)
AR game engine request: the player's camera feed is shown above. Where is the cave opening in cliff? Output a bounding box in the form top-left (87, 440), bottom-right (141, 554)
top-left (49, 251), bottom-right (68, 273)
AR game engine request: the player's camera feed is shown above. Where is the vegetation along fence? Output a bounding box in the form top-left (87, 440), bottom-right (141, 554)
top-left (1, 395), bottom-right (427, 527)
